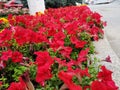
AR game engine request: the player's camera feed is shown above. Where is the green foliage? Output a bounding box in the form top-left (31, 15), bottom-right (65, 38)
top-left (0, 60), bottom-right (27, 89)
top-left (70, 48), bottom-right (80, 60)
top-left (64, 35), bottom-right (71, 46)
top-left (88, 57), bottom-right (101, 81)
top-left (29, 64), bottom-right (37, 80)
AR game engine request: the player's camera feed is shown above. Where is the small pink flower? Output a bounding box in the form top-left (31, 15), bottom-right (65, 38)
top-left (105, 55), bottom-right (112, 63)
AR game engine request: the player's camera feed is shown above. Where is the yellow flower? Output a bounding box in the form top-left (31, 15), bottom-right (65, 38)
top-left (36, 11), bottom-right (44, 16)
top-left (77, 4), bottom-right (87, 6)
top-left (0, 18), bottom-right (8, 23)
top-left (81, 4), bottom-right (87, 6)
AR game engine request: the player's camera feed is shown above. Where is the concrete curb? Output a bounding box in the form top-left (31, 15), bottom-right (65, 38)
top-left (94, 35), bottom-right (120, 88)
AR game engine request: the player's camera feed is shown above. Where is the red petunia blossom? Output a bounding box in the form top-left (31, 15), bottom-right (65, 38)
top-left (49, 31), bottom-right (66, 51)
top-left (24, 29), bottom-right (36, 43)
top-left (104, 81), bottom-right (118, 90)
top-left (8, 14), bottom-right (15, 25)
top-left (55, 57), bottom-right (67, 66)
top-left (54, 31), bottom-right (66, 41)
top-left (1, 50), bottom-right (12, 61)
top-left (34, 51), bottom-right (54, 86)
top-left (36, 66), bottom-right (52, 86)
top-left (70, 36), bottom-right (87, 48)
top-left (34, 32), bottom-right (48, 43)
top-left (75, 68), bottom-right (91, 78)
top-left (77, 48), bottom-right (89, 64)
top-left (11, 51), bottom-right (23, 63)
top-left (91, 80), bottom-right (118, 90)
top-left (58, 71), bottom-right (82, 90)
top-left (45, 21), bottom-right (62, 36)
top-left (90, 26), bottom-right (100, 41)
top-left (59, 46), bottom-right (72, 58)
top-left (97, 66), bottom-right (113, 81)
top-left (50, 39), bottom-right (64, 51)
top-left (93, 34), bottom-right (99, 41)
top-left (91, 12), bottom-right (101, 23)
top-left (105, 55), bottom-right (112, 63)
top-left (7, 77), bottom-right (26, 90)
top-left (0, 29), bottom-right (12, 46)
top-left (91, 80), bottom-right (107, 90)
top-left (34, 51), bottom-right (54, 67)
top-left (63, 21), bottom-right (80, 35)
top-left (13, 26), bottom-right (28, 46)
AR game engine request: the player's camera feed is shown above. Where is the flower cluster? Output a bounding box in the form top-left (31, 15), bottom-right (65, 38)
top-left (0, 18), bottom-right (9, 31)
top-left (0, 7), bottom-right (29, 17)
top-left (0, 6), bottom-right (118, 90)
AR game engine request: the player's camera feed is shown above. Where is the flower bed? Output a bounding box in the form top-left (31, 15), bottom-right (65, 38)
top-left (0, 6), bottom-right (118, 90)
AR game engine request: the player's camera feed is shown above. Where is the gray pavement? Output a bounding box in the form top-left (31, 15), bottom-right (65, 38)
top-left (89, 0), bottom-right (120, 88)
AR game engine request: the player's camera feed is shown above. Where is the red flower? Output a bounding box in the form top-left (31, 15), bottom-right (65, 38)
top-left (91, 80), bottom-right (118, 90)
top-left (34, 51), bottom-right (54, 86)
top-left (91, 80), bottom-right (107, 90)
top-left (49, 31), bottom-right (65, 51)
top-left (75, 68), bottom-right (91, 77)
top-left (34, 32), bottom-right (48, 43)
top-left (36, 66), bottom-right (52, 86)
top-left (13, 26), bottom-right (28, 45)
top-left (7, 77), bottom-right (26, 90)
top-left (104, 81), bottom-right (118, 90)
top-left (1, 50), bottom-right (12, 61)
top-left (55, 57), bottom-right (67, 66)
top-left (58, 71), bottom-right (82, 90)
top-left (46, 22), bottom-right (62, 36)
top-left (91, 12), bottom-right (101, 23)
top-left (77, 48), bottom-right (89, 64)
top-left (105, 55), bottom-right (112, 63)
top-left (8, 14), bottom-right (15, 25)
top-left (59, 46), bottom-right (72, 58)
top-left (11, 51), bottom-right (23, 63)
top-left (63, 21), bottom-right (80, 35)
top-left (0, 29), bottom-right (12, 46)
top-left (90, 26), bottom-right (99, 34)
top-left (54, 31), bottom-right (66, 41)
top-left (34, 51), bottom-right (53, 67)
top-left (70, 36), bottom-right (87, 48)
top-left (98, 66), bottom-right (112, 81)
